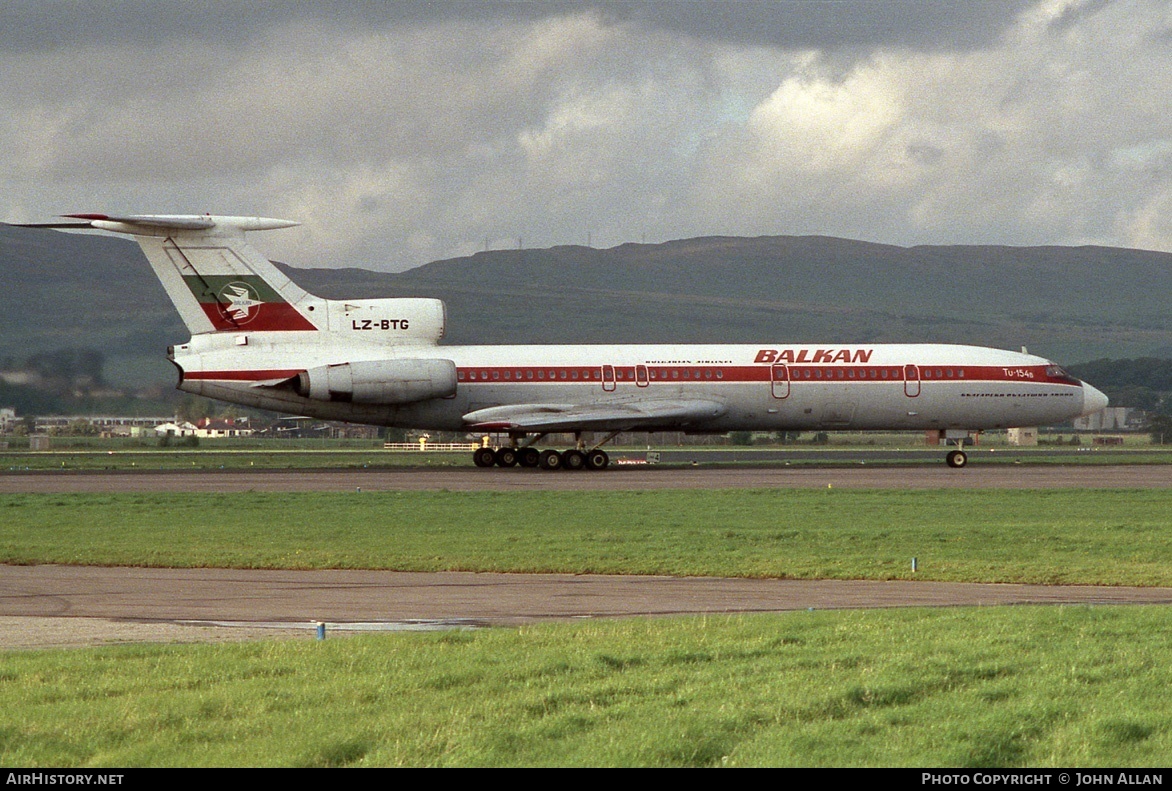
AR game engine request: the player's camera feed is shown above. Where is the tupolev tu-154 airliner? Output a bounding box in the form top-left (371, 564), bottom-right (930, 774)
top-left (19, 214), bottom-right (1109, 470)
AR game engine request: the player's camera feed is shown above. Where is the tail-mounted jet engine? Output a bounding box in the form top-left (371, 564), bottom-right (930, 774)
top-left (296, 359), bottom-right (457, 404)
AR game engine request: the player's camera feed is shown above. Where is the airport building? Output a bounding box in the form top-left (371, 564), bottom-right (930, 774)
top-left (1073, 407), bottom-right (1140, 432)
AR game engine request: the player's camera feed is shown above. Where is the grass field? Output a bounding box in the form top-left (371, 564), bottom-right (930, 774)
top-left (4, 606), bottom-right (1172, 766)
top-left (2, 489), bottom-right (1170, 585)
top-left (3, 486), bottom-right (1171, 766)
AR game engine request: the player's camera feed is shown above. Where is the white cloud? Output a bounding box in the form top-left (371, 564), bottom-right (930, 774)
top-left (3, 1), bottom-right (1172, 268)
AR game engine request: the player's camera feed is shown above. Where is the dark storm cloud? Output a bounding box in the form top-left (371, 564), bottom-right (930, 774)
top-left (2, 1), bottom-right (1032, 54)
top-left (589, 0), bottom-right (1036, 51)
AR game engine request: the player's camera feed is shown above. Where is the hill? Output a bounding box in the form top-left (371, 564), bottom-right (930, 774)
top-left (1, 224), bottom-right (1169, 388)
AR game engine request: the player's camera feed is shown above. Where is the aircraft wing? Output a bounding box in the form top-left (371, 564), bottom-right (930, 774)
top-left (463, 399), bottom-right (727, 432)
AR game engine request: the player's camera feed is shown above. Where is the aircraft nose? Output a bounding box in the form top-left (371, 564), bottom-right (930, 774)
top-left (1080, 382), bottom-right (1109, 417)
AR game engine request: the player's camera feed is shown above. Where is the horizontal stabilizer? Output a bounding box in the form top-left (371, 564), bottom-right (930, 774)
top-left (14, 214), bottom-right (299, 235)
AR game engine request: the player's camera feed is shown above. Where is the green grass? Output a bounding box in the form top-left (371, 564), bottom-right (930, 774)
top-left (3, 606), bottom-right (1172, 766)
top-left (3, 486), bottom-right (1170, 766)
top-left (2, 489), bottom-right (1170, 585)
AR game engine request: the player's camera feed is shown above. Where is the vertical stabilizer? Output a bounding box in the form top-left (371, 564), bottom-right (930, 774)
top-left (24, 214), bottom-right (321, 335)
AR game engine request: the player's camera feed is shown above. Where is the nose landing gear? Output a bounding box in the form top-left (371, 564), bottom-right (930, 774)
top-left (943, 431), bottom-right (973, 468)
top-left (945, 449), bottom-right (968, 468)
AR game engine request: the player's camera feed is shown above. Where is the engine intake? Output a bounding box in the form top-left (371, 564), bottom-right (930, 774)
top-left (297, 359), bottom-right (457, 404)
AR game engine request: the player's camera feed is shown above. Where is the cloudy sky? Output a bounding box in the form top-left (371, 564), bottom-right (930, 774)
top-left (3, 0), bottom-right (1171, 271)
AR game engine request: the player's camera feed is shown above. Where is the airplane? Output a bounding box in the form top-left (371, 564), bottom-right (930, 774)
top-left (16, 213), bottom-right (1109, 469)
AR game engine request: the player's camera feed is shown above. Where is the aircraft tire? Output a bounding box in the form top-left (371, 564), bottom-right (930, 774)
top-left (473, 447), bottom-right (497, 468)
top-left (495, 447), bottom-right (518, 467)
top-left (585, 449), bottom-right (609, 470)
top-left (539, 449), bottom-right (563, 470)
top-left (561, 449), bottom-right (587, 471)
top-left (946, 450), bottom-right (968, 468)
top-left (518, 447), bottom-right (541, 468)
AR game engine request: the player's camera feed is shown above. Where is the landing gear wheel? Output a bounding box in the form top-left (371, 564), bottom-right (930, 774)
top-left (473, 447), bottom-right (497, 468)
top-left (946, 450), bottom-right (968, 468)
top-left (585, 449), bottom-right (610, 470)
top-left (561, 449), bottom-right (586, 471)
top-left (539, 449), bottom-right (563, 470)
top-left (518, 447), bottom-right (541, 468)
top-left (494, 447), bottom-right (518, 467)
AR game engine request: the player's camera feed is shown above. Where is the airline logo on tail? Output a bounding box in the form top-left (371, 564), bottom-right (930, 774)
top-left (219, 282), bottom-right (262, 324)
top-left (183, 274), bottom-right (317, 332)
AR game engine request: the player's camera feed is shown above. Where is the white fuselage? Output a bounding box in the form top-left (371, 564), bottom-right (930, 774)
top-left (172, 332), bottom-right (1106, 434)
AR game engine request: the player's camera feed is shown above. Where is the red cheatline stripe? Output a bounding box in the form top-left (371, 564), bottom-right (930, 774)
top-left (453, 364), bottom-right (1080, 386)
top-left (186, 364), bottom-right (1082, 387)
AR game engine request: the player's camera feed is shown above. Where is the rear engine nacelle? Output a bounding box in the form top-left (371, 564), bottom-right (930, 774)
top-left (297, 359), bottom-right (457, 404)
top-left (327, 298), bottom-right (446, 343)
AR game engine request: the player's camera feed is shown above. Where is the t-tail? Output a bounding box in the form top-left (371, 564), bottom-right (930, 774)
top-left (18, 214), bottom-right (446, 343)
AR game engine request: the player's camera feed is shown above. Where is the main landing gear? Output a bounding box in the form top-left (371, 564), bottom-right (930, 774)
top-left (472, 432), bottom-right (616, 471)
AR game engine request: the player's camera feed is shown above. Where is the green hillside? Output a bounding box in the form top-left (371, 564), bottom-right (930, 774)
top-left (0, 225), bottom-right (180, 386)
top-left (2, 225), bottom-right (1169, 388)
top-left (292, 236), bottom-right (1172, 362)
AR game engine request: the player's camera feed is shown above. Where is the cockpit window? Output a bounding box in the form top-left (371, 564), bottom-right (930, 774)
top-left (1045, 364), bottom-right (1080, 384)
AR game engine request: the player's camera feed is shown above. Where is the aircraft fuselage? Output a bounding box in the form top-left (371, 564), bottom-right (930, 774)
top-left (173, 334), bottom-right (1102, 433)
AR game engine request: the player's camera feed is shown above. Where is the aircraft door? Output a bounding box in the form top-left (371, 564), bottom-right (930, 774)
top-left (602, 365), bottom-right (616, 392)
top-left (771, 364), bottom-right (790, 398)
top-left (636, 365), bottom-right (649, 387)
top-left (904, 364), bottom-right (921, 397)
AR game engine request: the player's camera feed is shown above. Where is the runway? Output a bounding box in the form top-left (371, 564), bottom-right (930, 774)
top-left (4, 564), bottom-right (1172, 650)
top-left (0, 464), bottom-right (1167, 492)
